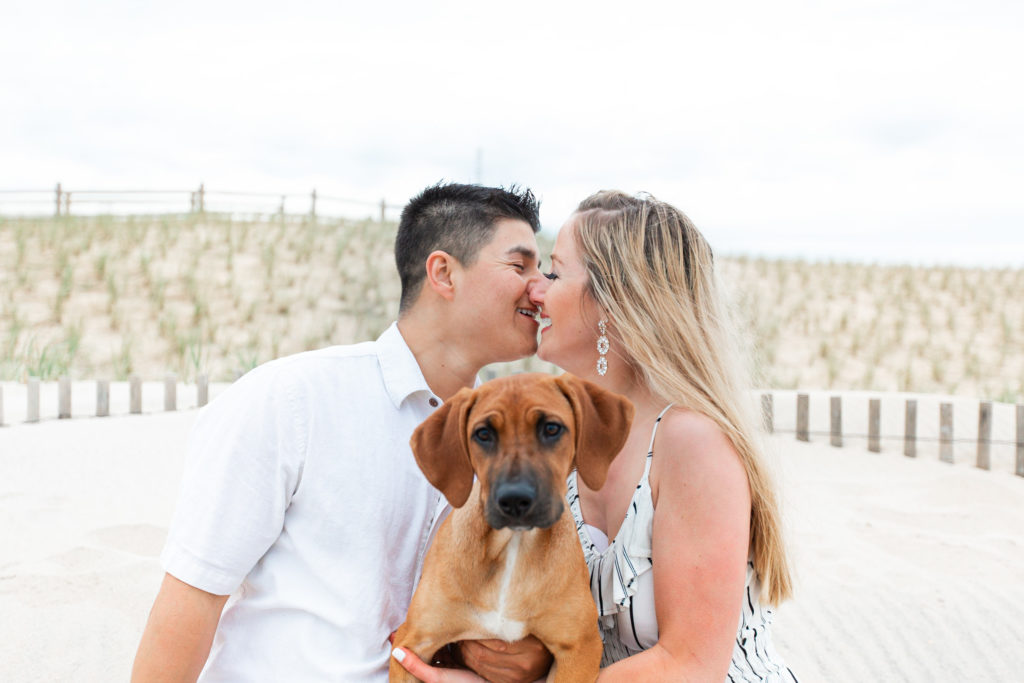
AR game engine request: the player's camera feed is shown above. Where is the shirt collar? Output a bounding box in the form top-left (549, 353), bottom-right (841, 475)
top-left (377, 322), bottom-right (433, 409)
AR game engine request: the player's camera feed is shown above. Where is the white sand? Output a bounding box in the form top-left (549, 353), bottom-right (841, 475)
top-left (1, 410), bottom-right (1023, 682)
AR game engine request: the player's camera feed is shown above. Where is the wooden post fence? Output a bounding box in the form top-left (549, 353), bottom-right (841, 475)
top-left (27, 378), bottom-right (39, 423)
top-left (130, 375), bottom-right (142, 414)
top-left (9, 381), bottom-right (1023, 481)
top-left (1015, 404), bottom-right (1023, 478)
top-left (310, 189), bottom-right (317, 219)
top-left (55, 182), bottom-right (62, 216)
top-left (97, 380), bottom-right (110, 417)
top-left (379, 198), bottom-right (387, 223)
top-left (830, 396), bottom-right (842, 447)
top-left (977, 401), bottom-right (992, 470)
top-left (939, 402), bottom-right (954, 463)
top-left (796, 393), bottom-right (809, 442)
top-left (164, 373), bottom-right (176, 411)
top-left (59, 376), bottom-right (71, 419)
top-left (761, 393), bottom-right (773, 433)
top-left (904, 399), bottom-right (917, 457)
top-left (868, 399), bottom-right (881, 452)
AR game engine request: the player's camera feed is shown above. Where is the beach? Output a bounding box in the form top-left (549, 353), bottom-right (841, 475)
top-left (1, 409), bottom-right (1023, 682)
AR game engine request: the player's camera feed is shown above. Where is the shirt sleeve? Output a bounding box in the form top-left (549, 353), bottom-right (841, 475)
top-left (160, 362), bottom-right (306, 595)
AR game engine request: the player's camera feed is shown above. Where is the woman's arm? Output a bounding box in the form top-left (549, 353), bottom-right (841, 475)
top-left (131, 573), bottom-right (229, 683)
top-left (598, 411), bottom-right (751, 681)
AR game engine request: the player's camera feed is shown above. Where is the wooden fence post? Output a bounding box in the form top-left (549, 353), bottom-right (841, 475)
top-left (96, 380), bottom-right (110, 417)
top-left (1017, 404), bottom-right (1024, 478)
top-left (59, 376), bottom-right (71, 419)
top-left (796, 393), bottom-right (809, 442)
top-left (164, 373), bottom-right (177, 411)
top-left (939, 402), bottom-right (954, 463)
top-left (761, 393), bottom-right (773, 433)
top-left (278, 195), bottom-right (286, 219)
top-left (130, 375), bottom-right (142, 414)
top-left (64, 191), bottom-right (72, 215)
top-left (868, 398), bottom-right (881, 452)
top-left (830, 396), bottom-right (842, 447)
top-left (27, 378), bottom-right (40, 423)
top-left (379, 198), bottom-right (387, 223)
top-left (310, 189), bottom-right (317, 219)
top-left (198, 374), bottom-right (209, 407)
top-left (198, 183), bottom-right (205, 213)
top-left (55, 182), bottom-right (62, 216)
top-left (977, 401), bottom-right (992, 470)
top-left (904, 399), bottom-right (917, 457)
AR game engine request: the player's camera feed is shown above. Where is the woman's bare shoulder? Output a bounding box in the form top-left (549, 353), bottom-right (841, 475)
top-left (651, 408), bottom-right (749, 500)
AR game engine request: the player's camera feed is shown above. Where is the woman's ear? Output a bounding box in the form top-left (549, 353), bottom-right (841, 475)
top-left (424, 250), bottom-right (456, 301)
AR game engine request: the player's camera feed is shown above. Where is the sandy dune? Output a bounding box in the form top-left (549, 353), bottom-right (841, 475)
top-left (1, 410), bottom-right (1022, 682)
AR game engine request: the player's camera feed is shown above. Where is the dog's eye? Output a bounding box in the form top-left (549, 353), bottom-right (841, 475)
top-left (541, 422), bottom-right (563, 438)
top-left (473, 427), bottom-right (494, 443)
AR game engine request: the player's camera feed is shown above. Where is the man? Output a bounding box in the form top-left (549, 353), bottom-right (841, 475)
top-left (132, 183), bottom-right (551, 682)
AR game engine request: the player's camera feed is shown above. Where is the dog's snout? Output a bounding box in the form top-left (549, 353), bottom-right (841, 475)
top-left (495, 481), bottom-right (536, 519)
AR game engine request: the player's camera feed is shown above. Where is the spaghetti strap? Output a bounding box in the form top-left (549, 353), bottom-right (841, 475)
top-left (645, 404), bottom-right (674, 453)
top-left (641, 404), bottom-right (674, 481)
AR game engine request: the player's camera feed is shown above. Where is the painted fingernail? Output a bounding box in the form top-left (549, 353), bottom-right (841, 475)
top-left (391, 647), bottom-right (406, 663)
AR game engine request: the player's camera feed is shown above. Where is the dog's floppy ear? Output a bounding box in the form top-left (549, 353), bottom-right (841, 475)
top-left (554, 374), bottom-right (635, 491)
top-left (410, 387), bottom-right (477, 508)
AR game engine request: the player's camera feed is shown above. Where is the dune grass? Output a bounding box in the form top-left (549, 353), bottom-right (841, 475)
top-left (0, 215), bottom-right (1020, 401)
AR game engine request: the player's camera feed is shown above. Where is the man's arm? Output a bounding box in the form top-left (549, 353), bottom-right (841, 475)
top-left (131, 573), bottom-right (229, 683)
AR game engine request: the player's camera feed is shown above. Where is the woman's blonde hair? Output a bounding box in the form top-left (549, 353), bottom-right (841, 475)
top-left (573, 190), bottom-right (792, 604)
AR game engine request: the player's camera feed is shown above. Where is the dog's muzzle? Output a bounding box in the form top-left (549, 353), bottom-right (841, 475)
top-left (487, 477), bottom-right (563, 530)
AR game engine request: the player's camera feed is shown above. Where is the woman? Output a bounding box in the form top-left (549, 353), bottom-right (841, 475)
top-left (396, 191), bottom-right (795, 681)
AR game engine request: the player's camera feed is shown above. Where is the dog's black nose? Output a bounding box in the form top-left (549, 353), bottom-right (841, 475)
top-left (495, 482), bottom-right (536, 519)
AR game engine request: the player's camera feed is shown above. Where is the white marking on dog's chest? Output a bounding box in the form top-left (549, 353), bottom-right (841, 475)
top-left (476, 532), bottom-right (527, 641)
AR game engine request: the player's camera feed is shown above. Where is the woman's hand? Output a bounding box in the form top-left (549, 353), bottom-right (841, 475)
top-left (392, 647), bottom-right (487, 683)
top-left (460, 637), bottom-right (552, 683)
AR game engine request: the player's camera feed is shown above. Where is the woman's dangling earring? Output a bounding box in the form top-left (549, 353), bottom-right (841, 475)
top-left (596, 319), bottom-right (609, 376)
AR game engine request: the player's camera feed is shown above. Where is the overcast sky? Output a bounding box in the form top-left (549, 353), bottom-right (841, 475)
top-left (2, 0), bottom-right (1022, 265)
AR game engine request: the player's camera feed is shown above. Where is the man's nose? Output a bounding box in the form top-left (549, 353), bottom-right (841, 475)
top-left (527, 275), bottom-right (548, 305)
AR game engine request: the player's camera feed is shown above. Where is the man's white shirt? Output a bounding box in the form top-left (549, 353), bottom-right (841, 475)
top-left (161, 323), bottom-right (449, 681)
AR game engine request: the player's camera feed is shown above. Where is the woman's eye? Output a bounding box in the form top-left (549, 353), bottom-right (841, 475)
top-left (544, 272), bottom-right (558, 280)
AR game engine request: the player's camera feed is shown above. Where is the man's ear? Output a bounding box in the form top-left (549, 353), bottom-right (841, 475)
top-left (424, 250), bottom-right (457, 301)
top-left (410, 387), bottom-right (477, 507)
top-left (554, 374), bottom-right (635, 491)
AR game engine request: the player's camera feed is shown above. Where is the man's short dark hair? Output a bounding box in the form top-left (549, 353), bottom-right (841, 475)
top-left (395, 182), bottom-right (541, 313)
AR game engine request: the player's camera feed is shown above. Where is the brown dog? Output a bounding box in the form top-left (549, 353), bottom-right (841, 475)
top-left (389, 373), bottom-right (634, 683)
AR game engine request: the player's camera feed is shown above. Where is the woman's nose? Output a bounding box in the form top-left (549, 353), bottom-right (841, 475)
top-left (527, 276), bottom-right (548, 305)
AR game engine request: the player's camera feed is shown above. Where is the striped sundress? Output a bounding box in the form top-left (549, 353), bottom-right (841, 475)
top-left (566, 405), bottom-right (798, 681)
